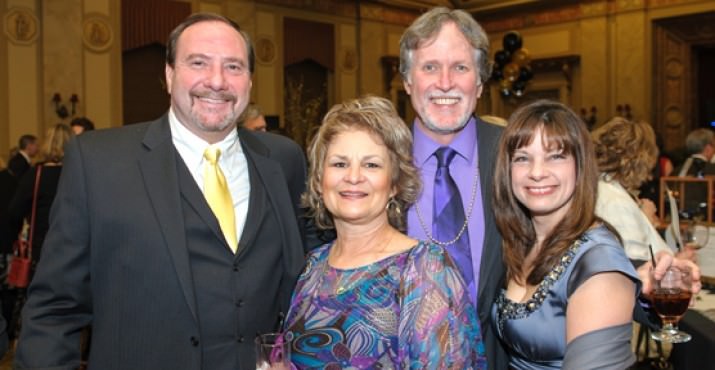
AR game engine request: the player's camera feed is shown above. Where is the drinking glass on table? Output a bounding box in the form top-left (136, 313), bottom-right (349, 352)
top-left (650, 266), bottom-right (692, 343)
top-left (682, 220), bottom-right (709, 250)
top-left (255, 332), bottom-right (292, 370)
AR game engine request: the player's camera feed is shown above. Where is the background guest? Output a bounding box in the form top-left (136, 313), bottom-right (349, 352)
top-left (675, 128), bottom-right (715, 177)
top-left (671, 128), bottom-right (715, 220)
top-left (7, 135), bottom-right (38, 178)
top-left (284, 96), bottom-right (486, 369)
top-left (593, 117), bottom-right (676, 261)
top-left (7, 123), bottom-right (73, 342)
top-left (492, 100), bottom-right (640, 369)
top-left (70, 117), bottom-right (95, 135)
top-left (8, 124), bottom-right (73, 272)
top-left (238, 103), bottom-right (267, 132)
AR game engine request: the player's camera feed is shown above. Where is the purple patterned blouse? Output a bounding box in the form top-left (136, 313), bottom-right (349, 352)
top-left (284, 240), bottom-right (486, 369)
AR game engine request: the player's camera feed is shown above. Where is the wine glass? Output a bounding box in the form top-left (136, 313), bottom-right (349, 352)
top-left (682, 220), bottom-right (710, 250)
top-left (650, 266), bottom-right (692, 343)
top-left (255, 332), bottom-right (292, 370)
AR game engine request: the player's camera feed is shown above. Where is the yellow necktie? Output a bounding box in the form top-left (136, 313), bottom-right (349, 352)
top-left (203, 146), bottom-right (237, 253)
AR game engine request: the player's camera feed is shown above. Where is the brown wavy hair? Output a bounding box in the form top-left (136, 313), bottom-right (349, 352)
top-left (493, 100), bottom-right (601, 285)
top-left (302, 96), bottom-right (421, 232)
top-left (593, 117), bottom-right (658, 191)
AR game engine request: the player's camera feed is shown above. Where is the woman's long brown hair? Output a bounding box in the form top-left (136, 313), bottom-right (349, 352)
top-left (493, 100), bottom-right (601, 285)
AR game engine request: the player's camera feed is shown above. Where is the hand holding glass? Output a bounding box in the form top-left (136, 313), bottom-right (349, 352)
top-left (650, 266), bottom-right (692, 343)
top-left (255, 333), bottom-right (292, 370)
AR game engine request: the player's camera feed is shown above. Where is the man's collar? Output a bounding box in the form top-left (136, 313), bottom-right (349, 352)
top-left (412, 116), bottom-right (477, 165)
top-left (19, 150), bottom-right (30, 162)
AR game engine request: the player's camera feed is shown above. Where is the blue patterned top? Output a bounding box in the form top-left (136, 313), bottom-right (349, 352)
top-left (284, 240), bottom-right (486, 369)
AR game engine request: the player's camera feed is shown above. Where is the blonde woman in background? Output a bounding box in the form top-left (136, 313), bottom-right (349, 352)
top-left (8, 123), bottom-right (74, 271)
top-left (592, 117), bottom-right (678, 261)
top-left (7, 123), bottom-right (73, 340)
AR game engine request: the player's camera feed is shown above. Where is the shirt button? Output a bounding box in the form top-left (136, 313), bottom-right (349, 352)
top-left (190, 336), bottom-right (199, 346)
top-left (236, 299), bottom-right (244, 307)
top-left (237, 336), bottom-right (245, 343)
top-left (233, 263), bottom-right (239, 272)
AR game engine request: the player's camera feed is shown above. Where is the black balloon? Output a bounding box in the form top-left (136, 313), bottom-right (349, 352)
top-left (512, 80), bottom-right (527, 92)
top-left (492, 68), bottom-right (504, 81)
top-left (518, 66), bottom-right (533, 82)
top-left (494, 50), bottom-right (511, 66)
top-left (502, 31), bottom-right (523, 52)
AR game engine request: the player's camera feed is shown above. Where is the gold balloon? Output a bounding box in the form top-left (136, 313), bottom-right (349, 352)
top-left (503, 62), bottom-right (520, 82)
top-left (512, 48), bottom-right (531, 66)
top-left (500, 78), bottom-right (512, 90)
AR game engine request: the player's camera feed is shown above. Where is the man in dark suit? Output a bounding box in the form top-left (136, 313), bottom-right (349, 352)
top-left (7, 135), bottom-right (37, 178)
top-left (16, 13), bottom-right (308, 370)
top-left (674, 128), bottom-right (715, 219)
top-left (399, 8), bottom-right (508, 370)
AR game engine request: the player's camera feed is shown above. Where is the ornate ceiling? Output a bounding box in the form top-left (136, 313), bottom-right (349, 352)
top-left (372, 0), bottom-right (577, 15)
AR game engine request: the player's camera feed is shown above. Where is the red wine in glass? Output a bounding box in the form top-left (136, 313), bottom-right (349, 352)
top-left (652, 289), bottom-right (691, 324)
top-left (650, 267), bottom-right (692, 343)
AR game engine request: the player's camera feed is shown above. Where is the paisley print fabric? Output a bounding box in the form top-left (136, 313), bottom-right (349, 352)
top-left (284, 241), bottom-right (486, 369)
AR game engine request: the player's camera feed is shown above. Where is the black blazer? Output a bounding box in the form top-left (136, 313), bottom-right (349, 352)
top-left (8, 152), bottom-right (30, 178)
top-left (15, 115), bottom-right (308, 370)
top-left (473, 117), bottom-right (509, 370)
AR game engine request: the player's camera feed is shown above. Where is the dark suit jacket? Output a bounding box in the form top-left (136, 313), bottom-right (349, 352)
top-left (15, 115), bottom-right (308, 370)
top-left (8, 152), bottom-right (30, 178)
top-left (473, 117), bottom-right (508, 370)
top-left (0, 169), bottom-right (18, 253)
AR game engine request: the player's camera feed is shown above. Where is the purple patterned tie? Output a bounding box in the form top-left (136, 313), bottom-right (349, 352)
top-left (433, 147), bottom-right (475, 301)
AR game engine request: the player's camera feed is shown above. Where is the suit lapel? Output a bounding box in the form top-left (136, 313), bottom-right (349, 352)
top-left (236, 131), bottom-right (284, 255)
top-left (475, 118), bottom-right (505, 310)
top-left (137, 116), bottom-right (198, 322)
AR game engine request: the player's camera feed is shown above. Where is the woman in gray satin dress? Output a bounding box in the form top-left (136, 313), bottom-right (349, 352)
top-left (491, 100), bottom-right (641, 370)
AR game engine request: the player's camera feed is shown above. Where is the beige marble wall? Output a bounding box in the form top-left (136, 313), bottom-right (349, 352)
top-left (612, 10), bottom-right (648, 121)
top-left (4, 0), bottom-right (714, 159)
top-left (0, 0), bottom-right (7, 160)
top-left (1, 0), bottom-right (122, 161)
top-left (3, 0), bottom-right (42, 163)
top-left (43, 0), bottom-right (83, 128)
top-left (579, 16), bottom-right (609, 119)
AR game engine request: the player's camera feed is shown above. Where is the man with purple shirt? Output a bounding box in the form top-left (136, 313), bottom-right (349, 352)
top-left (399, 7), bottom-right (508, 370)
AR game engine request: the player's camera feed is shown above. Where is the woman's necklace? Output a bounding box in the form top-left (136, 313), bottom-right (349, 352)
top-left (413, 157), bottom-right (480, 247)
top-left (329, 232), bottom-right (395, 295)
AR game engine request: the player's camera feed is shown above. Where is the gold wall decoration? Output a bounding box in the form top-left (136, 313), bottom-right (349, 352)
top-left (4, 7), bottom-right (39, 45)
top-left (82, 15), bottom-right (113, 53)
top-left (341, 47), bottom-right (357, 73)
top-left (255, 36), bottom-right (276, 65)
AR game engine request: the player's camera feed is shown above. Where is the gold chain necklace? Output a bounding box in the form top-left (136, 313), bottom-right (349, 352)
top-left (414, 156), bottom-right (480, 247)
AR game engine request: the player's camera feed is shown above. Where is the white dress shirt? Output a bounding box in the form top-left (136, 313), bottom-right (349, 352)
top-left (169, 108), bottom-right (250, 242)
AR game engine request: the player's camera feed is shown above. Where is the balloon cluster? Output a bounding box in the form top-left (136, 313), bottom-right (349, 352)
top-left (492, 31), bottom-right (532, 98)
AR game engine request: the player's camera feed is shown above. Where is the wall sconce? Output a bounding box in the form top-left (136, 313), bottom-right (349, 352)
top-left (580, 106), bottom-right (597, 129)
top-left (52, 93), bottom-right (79, 119)
top-left (616, 104), bottom-right (633, 120)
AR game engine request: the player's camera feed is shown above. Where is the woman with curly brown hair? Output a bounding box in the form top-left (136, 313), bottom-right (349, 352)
top-left (592, 117), bottom-right (676, 262)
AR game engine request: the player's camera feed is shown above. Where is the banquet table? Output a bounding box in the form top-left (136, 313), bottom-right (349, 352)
top-left (669, 279), bottom-right (715, 370)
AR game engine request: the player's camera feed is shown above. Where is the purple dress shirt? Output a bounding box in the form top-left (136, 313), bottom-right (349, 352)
top-left (407, 116), bottom-right (486, 305)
